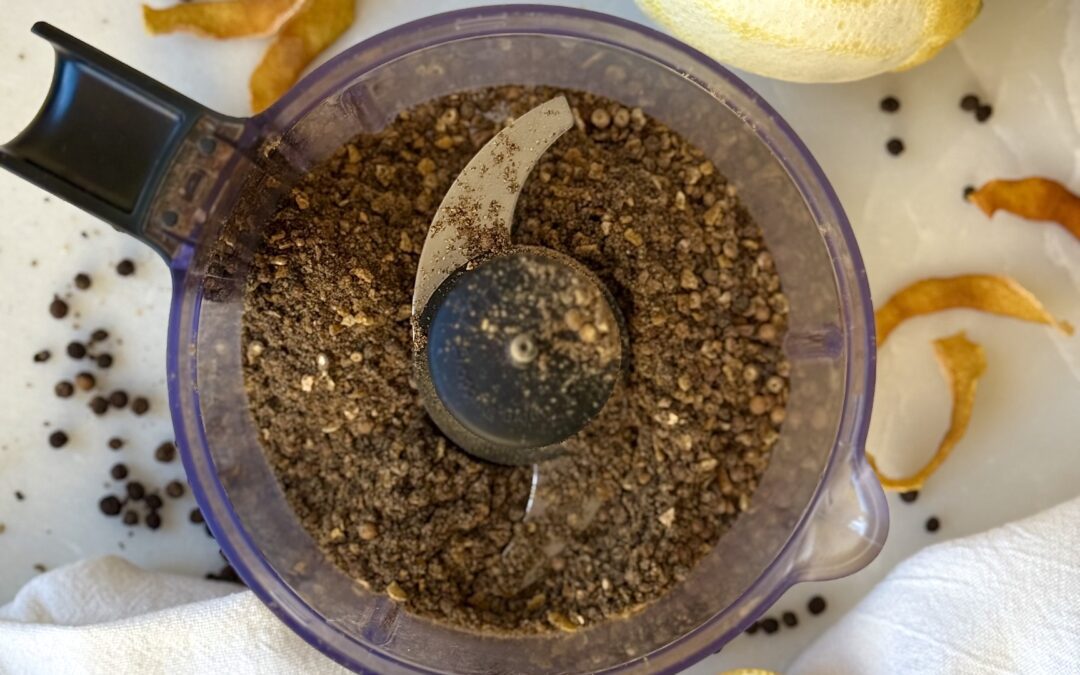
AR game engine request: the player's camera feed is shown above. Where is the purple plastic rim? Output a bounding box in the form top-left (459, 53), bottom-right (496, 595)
top-left (167, 6), bottom-right (880, 674)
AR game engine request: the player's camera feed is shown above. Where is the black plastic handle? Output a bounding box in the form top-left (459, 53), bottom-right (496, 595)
top-left (0, 23), bottom-right (227, 255)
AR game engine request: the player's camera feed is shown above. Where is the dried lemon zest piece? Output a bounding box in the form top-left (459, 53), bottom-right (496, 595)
top-left (249, 0), bottom-right (355, 112)
top-left (875, 274), bottom-right (1073, 345)
top-left (969, 177), bottom-right (1080, 241)
top-left (143, 0), bottom-right (305, 39)
top-left (868, 332), bottom-right (986, 492)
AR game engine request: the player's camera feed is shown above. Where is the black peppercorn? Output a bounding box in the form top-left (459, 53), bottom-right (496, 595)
top-left (99, 495), bottom-right (123, 516)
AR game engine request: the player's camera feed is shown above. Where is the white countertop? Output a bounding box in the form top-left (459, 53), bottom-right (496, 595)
top-left (2, 1), bottom-right (1079, 672)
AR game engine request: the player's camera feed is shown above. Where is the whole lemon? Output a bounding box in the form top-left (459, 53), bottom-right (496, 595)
top-left (636, 0), bottom-right (982, 82)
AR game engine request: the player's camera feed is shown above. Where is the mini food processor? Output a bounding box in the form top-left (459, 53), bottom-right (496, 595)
top-left (0, 7), bottom-right (887, 673)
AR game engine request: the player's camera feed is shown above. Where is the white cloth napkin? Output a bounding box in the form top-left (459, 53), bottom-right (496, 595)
top-left (0, 557), bottom-right (347, 674)
top-left (791, 496), bottom-right (1080, 675)
top-left (2, 498), bottom-right (1079, 674)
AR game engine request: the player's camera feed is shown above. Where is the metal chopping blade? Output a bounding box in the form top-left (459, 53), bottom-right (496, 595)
top-left (411, 96), bottom-right (625, 466)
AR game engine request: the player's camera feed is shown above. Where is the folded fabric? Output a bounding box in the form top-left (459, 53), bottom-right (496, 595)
top-left (791, 496), bottom-right (1080, 675)
top-left (3, 498), bottom-right (1079, 674)
top-left (0, 557), bottom-right (346, 674)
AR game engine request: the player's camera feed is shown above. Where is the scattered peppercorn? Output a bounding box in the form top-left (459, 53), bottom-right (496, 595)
top-left (108, 437), bottom-right (124, 450)
top-left (33, 563), bottom-right (47, 573)
top-left (122, 510), bottom-right (139, 526)
top-left (74, 273), bottom-right (91, 290)
top-left (206, 564), bottom-right (241, 584)
top-left (49, 296), bottom-right (68, 319)
top-left (886, 138), bottom-right (905, 156)
top-left (154, 441), bottom-right (176, 463)
top-left (15, 491), bottom-right (25, 501)
top-left (745, 621), bottom-right (760, 635)
top-left (89, 396), bottom-right (109, 415)
top-left (74, 372), bottom-right (96, 391)
top-left (132, 397), bottom-right (149, 415)
top-left (963, 185), bottom-right (975, 200)
top-left (165, 481), bottom-right (185, 499)
top-left (116, 259), bottom-right (135, 276)
top-left (189, 508), bottom-right (205, 524)
top-left (900, 490), bottom-right (919, 503)
top-left (126, 482), bottom-right (146, 501)
top-left (108, 390), bottom-right (129, 408)
top-left (96, 354), bottom-right (114, 369)
top-left (782, 611), bottom-right (799, 627)
top-left (879, 96), bottom-right (900, 113)
top-left (145, 494), bottom-right (164, 510)
top-left (925, 516), bottom-right (941, 533)
top-left (145, 512), bottom-right (162, 530)
top-left (110, 463), bottom-right (128, 480)
top-left (33, 350), bottom-right (51, 363)
top-left (48, 431), bottom-right (68, 448)
top-left (760, 617), bottom-right (780, 634)
top-left (960, 94), bottom-right (980, 111)
top-left (90, 329), bottom-right (109, 342)
top-left (975, 104), bottom-right (993, 123)
top-left (66, 341), bottom-right (87, 359)
top-left (54, 381), bottom-right (74, 398)
top-left (808, 595), bottom-right (827, 615)
top-left (99, 495), bottom-right (123, 516)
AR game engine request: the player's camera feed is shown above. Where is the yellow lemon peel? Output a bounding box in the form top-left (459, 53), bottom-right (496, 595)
top-left (868, 332), bottom-right (986, 492)
top-left (876, 274), bottom-right (1073, 346)
top-left (635, 0), bottom-right (981, 82)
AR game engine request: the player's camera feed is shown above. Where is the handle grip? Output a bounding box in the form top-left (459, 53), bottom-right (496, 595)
top-left (0, 23), bottom-right (235, 258)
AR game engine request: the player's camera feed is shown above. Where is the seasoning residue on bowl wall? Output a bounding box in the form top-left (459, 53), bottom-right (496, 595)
top-left (240, 86), bottom-right (790, 634)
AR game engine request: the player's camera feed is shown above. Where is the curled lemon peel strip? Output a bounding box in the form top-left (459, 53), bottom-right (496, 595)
top-left (249, 0), bottom-right (355, 112)
top-left (143, 0), bottom-right (304, 39)
top-left (969, 177), bottom-right (1080, 242)
top-left (868, 332), bottom-right (986, 492)
top-left (876, 274), bottom-right (1073, 346)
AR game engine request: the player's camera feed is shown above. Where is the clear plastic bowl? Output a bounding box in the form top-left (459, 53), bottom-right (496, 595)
top-left (165, 6), bottom-right (886, 673)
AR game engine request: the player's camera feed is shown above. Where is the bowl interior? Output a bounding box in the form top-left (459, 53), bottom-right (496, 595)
top-left (179, 14), bottom-right (861, 675)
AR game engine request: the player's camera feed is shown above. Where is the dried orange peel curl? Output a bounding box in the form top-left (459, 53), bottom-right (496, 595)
top-left (867, 332), bottom-right (986, 492)
top-left (250, 0), bottom-right (356, 112)
top-left (142, 0), bottom-right (356, 112)
top-left (871, 274), bottom-right (1072, 492)
top-left (876, 274), bottom-right (1073, 345)
top-left (969, 177), bottom-right (1080, 241)
top-left (143, 0), bottom-right (305, 39)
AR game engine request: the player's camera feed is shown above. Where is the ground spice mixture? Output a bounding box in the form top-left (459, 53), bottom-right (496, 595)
top-left (241, 86), bottom-right (789, 634)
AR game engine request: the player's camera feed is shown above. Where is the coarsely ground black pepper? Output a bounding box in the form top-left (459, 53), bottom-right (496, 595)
top-left (240, 86), bottom-right (789, 634)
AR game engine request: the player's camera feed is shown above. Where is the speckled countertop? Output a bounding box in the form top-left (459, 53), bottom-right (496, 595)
top-left (1, 1), bottom-right (1079, 672)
